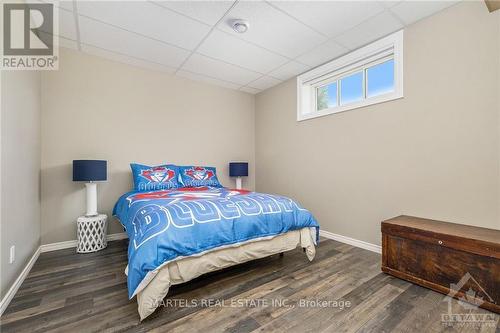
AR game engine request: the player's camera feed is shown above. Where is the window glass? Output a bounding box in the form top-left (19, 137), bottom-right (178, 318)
top-left (367, 59), bottom-right (394, 98)
top-left (316, 82), bottom-right (337, 111)
top-left (340, 72), bottom-right (363, 105)
top-left (298, 30), bottom-right (403, 121)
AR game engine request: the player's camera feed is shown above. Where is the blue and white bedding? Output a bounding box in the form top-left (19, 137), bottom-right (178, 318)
top-left (113, 186), bottom-right (320, 299)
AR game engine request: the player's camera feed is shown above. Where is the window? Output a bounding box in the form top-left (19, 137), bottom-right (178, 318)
top-left (340, 71), bottom-right (363, 105)
top-left (366, 59), bottom-right (394, 98)
top-left (297, 30), bottom-right (403, 121)
top-left (316, 82), bottom-right (337, 110)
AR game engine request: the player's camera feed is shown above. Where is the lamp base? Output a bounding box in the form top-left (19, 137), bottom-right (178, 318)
top-left (85, 182), bottom-right (98, 217)
top-left (235, 177), bottom-right (242, 190)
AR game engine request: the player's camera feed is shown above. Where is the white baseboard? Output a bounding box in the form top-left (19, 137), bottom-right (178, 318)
top-left (320, 230), bottom-right (382, 254)
top-left (0, 247), bottom-right (41, 316)
top-left (40, 232), bottom-right (128, 253)
top-left (39, 239), bottom-right (78, 252)
top-left (106, 232), bottom-right (128, 242)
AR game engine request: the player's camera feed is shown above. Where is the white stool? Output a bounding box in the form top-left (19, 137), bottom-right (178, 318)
top-left (76, 214), bottom-right (108, 253)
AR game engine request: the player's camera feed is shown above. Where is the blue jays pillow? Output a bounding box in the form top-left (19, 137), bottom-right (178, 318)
top-left (178, 166), bottom-right (222, 188)
top-left (130, 163), bottom-right (180, 191)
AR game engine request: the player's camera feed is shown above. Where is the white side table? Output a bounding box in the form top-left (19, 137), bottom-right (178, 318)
top-left (77, 214), bottom-right (108, 253)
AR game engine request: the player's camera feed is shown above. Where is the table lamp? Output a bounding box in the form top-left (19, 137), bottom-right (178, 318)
top-left (229, 162), bottom-right (248, 190)
top-left (73, 160), bottom-right (107, 216)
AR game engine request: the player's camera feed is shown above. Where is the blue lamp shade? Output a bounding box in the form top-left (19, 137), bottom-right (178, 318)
top-left (73, 160), bottom-right (107, 182)
top-left (229, 162), bottom-right (248, 177)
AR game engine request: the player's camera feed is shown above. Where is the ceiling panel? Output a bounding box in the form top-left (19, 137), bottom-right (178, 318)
top-left (296, 39), bottom-right (348, 67)
top-left (247, 76), bottom-right (282, 90)
top-left (390, 1), bottom-right (458, 25)
top-left (39, 0), bottom-right (74, 12)
top-left (76, 1), bottom-right (210, 50)
top-left (269, 1), bottom-right (385, 38)
top-left (182, 53), bottom-right (261, 85)
top-left (42, 0), bottom-right (464, 94)
top-left (57, 8), bottom-right (78, 41)
top-left (379, 1), bottom-right (402, 9)
top-left (32, 4), bottom-right (77, 40)
top-left (78, 16), bottom-right (190, 68)
top-left (239, 86), bottom-right (261, 94)
top-left (334, 11), bottom-right (403, 50)
top-left (176, 70), bottom-right (241, 90)
top-left (218, 1), bottom-right (326, 58)
top-left (37, 31), bottom-right (79, 50)
top-left (197, 30), bottom-right (288, 74)
top-left (82, 44), bottom-right (176, 74)
top-left (57, 36), bottom-right (79, 50)
top-left (268, 61), bottom-right (309, 81)
top-left (152, 0), bottom-right (234, 26)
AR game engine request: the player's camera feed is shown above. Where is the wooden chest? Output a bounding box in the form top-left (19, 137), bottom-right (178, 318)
top-left (381, 215), bottom-right (500, 314)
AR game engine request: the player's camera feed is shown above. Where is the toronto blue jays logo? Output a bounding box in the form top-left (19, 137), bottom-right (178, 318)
top-left (185, 167), bottom-right (214, 181)
top-left (127, 187), bottom-right (249, 206)
top-left (140, 166), bottom-right (175, 184)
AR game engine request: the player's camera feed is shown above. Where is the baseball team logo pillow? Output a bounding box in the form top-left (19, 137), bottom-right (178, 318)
top-left (179, 166), bottom-right (221, 188)
top-left (131, 163), bottom-right (180, 191)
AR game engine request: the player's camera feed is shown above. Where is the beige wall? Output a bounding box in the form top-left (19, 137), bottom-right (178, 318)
top-left (1, 71), bottom-right (41, 298)
top-left (255, 1), bottom-right (500, 246)
top-left (41, 49), bottom-right (255, 244)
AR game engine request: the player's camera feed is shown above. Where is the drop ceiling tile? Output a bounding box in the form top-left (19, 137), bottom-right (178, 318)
top-left (295, 40), bottom-right (348, 67)
top-left (218, 1), bottom-right (326, 58)
top-left (152, 0), bottom-right (234, 26)
top-left (82, 44), bottom-right (176, 73)
top-left (57, 8), bottom-right (78, 40)
top-left (379, 1), bottom-right (402, 9)
top-left (57, 36), bottom-right (79, 50)
top-left (197, 30), bottom-right (288, 74)
top-left (32, 5), bottom-right (77, 40)
top-left (37, 31), bottom-right (79, 50)
top-left (182, 53), bottom-right (261, 85)
top-left (176, 70), bottom-right (241, 90)
top-left (268, 61), bottom-right (309, 81)
top-left (240, 86), bottom-right (261, 94)
top-left (38, 0), bottom-right (74, 12)
top-left (248, 76), bottom-right (282, 90)
top-left (58, 0), bottom-right (73, 11)
top-left (78, 16), bottom-right (190, 68)
top-left (390, 1), bottom-right (459, 25)
top-left (76, 1), bottom-right (210, 50)
top-left (334, 11), bottom-right (403, 50)
top-left (269, 1), bottom-right (385, 38)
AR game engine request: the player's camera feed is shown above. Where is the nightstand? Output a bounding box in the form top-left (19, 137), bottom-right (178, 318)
top-left (76, 214), bottom-right (108, 253)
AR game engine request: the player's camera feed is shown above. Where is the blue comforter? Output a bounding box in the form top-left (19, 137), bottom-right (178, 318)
top-left (113, 186), bottom-right (319, 298)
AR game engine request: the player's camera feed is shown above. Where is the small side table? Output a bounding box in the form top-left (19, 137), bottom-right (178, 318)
top-left (77, 214), bottom-right (108, 253)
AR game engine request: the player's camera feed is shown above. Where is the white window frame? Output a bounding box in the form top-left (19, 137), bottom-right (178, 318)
top-left (297, 30), bottom-right (404, 122)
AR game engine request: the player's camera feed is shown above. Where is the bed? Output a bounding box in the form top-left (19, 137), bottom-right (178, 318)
top-left (113, 184), bottom-right (319, 320)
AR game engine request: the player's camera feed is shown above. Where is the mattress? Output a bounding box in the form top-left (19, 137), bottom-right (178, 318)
top-left (136, 227), bottom-right (316, 320)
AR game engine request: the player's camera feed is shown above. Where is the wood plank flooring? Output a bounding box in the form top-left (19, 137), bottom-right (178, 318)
top-left (1, 238), bottom-right (498, 333)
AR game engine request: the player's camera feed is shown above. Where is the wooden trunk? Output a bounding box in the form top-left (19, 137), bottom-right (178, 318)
top-left (381, 215), bottom-right (500, 314)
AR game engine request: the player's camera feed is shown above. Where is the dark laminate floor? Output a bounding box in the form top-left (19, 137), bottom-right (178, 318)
top-left (1, 239), bottom-right (498, 333)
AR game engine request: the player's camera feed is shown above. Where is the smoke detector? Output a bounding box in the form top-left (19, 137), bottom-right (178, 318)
top-left (231, 19), bottom-right (250, 33)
